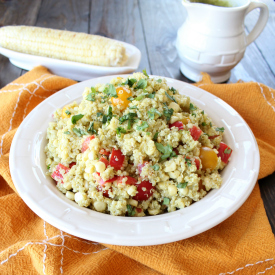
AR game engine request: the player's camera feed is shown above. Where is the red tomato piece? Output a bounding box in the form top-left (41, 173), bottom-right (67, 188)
top-left (133, 180), bottom-right (155, 201)
top-left (137, 161), bottom-right (149, 175)
top-left (99, 149), bottom-right (111, 156)
top-left (99, 157), bottom-right (109, 167)
top-left (169, 121), bottom-right (184, 130)
top-left (209, 135), bottom-right (219, 140)
top-left (173, 148), bottom-right (179, 155)
top-left (51, 164), bottom-right (70, 183)
top-left (117, 176), bottom-right (138, 185)
top-left (93, 172), bottom-right (118, 186)
top-left (218, 142), bottom-right (233, 164)
top-left (136, 208), bottom-right (142, 213)
top-left (189, 125), bottom-right (203, 141)
top-left (69, 162), bottom-right (76, 168)
top-left (109, 148), bottom-right (125, 170)
top-left (81, 135), bottom-right (95, 153)
top-left (194, 158), bottom-right (200, 170)
top-left (97, 185), bottom-right (111, 198)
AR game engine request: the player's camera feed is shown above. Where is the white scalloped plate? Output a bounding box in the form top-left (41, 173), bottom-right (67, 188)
top-left (0, 41), bottom-right (141, 81)
top-left (9, 75), bottom-right (260, 246)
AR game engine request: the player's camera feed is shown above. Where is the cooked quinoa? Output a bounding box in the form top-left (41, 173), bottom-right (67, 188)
top-left (45, 71), bottom-right (232, 216)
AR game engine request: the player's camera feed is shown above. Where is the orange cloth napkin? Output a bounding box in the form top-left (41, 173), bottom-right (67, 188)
top-left (0, 66), bottom-right (275, 275)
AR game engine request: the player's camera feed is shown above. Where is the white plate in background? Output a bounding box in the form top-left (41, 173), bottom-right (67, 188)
top-left (9, 75), bottom-right (260, 246)
top-left (0, 41), bottom-right (141, 81)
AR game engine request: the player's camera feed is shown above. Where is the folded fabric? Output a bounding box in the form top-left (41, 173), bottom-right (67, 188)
top-left (0, 66), bottom-right (274, 275)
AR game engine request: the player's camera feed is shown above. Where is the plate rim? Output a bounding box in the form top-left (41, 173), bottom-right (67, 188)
top-left (9, 75), bottom-right (260, 246)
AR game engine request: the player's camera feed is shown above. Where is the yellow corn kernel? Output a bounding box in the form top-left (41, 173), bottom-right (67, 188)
top-left (62, 106), bottom-right (71, 119)
top-left (0, 26), bottom-right (128, 67)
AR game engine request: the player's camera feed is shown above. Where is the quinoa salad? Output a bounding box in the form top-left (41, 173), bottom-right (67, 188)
top-left (45, 71), bottom-right (233, 217)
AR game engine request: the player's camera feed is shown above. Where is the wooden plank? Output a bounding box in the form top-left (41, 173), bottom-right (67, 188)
top-left (244, 0), bottom-right (275, 76)
top-left (0, 0), bottom-right (42, 88)
top-left (89, 0), bottom-right (150, 74)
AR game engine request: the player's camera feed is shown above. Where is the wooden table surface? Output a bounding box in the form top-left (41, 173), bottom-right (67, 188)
top-left (0, 0), bottom-right (275, 233)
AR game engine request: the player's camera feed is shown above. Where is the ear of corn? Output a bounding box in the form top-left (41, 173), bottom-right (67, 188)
top-left (0, 26), bottom-right (128, 67)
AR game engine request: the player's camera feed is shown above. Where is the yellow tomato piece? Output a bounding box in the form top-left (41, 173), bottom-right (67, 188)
top-left (111, 87), bottom-right (132, 110)
top-left (62, 106), bottom-right (71, 119)
top-left (199, 147), bottom-right (218, 170)
top-left (182, 117), bottom-right (190, 125)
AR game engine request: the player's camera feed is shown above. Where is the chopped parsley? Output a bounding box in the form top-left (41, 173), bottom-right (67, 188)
top-left (163, 103), bottom-right (174, 122)
top-left (224, 148), bottom-right (232, 154)
top-left (127, 204), bottom-right (135, 217)
top-left (86, 87), bottom-right (97, 101)
top-left (169, 87), bottom-right (176, 94)
top-left (136, 121), bottom-right (149, 131)
top-left (47, 164), bottom-right (50, 170)
top-left (63, 131), bottom-right (70, 135)
top-left (155, 143), bottom-right (176, 160)
top-left (189, 103), bottom-right (197, 111)
top-left (142, 69), bottom-right (149, 77)
top-left (210, 122), bottom-right (213, 127)
top-left (97, 112), bottom-right (103, 117)
top-left (185, 157), bottom-right (192, 167)
top-left (148, 92), bottom-right (156, 99)
top-left (165, 91), bottom-right (177, 103)
top-left (153, 132), bottom-right (159, 141)
top-left (116, 127), bottom-right (127, 137)
top-left (201, 110), bottom-right (205, 115)
top-left (103, 84), bottom-right (117, 98)
top-left (72, 127), bottom-right (88, 137)
top-left (177, 182), bottom-right (188, 188)
top-left (129, 105), bottom-right (138, 110)
top-left (151, 164), bottom-right (160, 171)
top-left (127, 96), bottom-right (135, 101)
top-left (65, 110), bottom-right (71, 115)
top-left (71, 114), bottom-right (84, 124)
top-left (102, 106), bottom-right (113, 124)
top-left (156, 79), bottom-right (162, 83)
top-left (122, 78), bottom-right (137, 87)
top-left (136, 79), bottom-right (147, 89)
top-left (148, 108), bottom-right (162, 119)
top-left (88, 122), bottom-right (97, 134)
top-left (163, 198), bottom-right (170, 205)
top-left (146, 132), bottom-right (150, 136)
top-left (216, 127), bottom-right (225, 132)
top-left (201, 122), bottom-right (207, 126)
top-left (135, 92), bottom-right (149, 101)
top-left (119, 112), bottom-right (138, 129)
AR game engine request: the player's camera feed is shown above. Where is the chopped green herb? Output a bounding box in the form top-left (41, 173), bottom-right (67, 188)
top-left (127, 204), bottom-right (135, 216)
top-left (71, 114), bottom-right (84, 124)
top-left (185, 157), bottom-right (192, 167)
top-left (151, 164), bottom-right (160, 171)
top-left (156, 79), bottom-right (162, 83)
top-left (163, 103), bottom-right (174, 122)
top-left (136, 79), bottom-right (147, 89)
top-left (65, 110), bottom-right (71, 115)
top-left (202, 122), bottom-right (207, 126)
top-left (191, 113), bottom-right (196, 117)
top-left (116, 127), bottom-right (127, 137)
top-left (204, 133), bottom-right (210, 136)
top-left (189, 103), bottom-right (197, 111)
top-left (224, 148), bottom-right (232, 154)
top-left (88, 122), bottom-right (97, 135)
top-left (177, 182), bottom-right (188, 188)
top-left (108, 84), bottom-right (117, 98)
top-left (136, 121), bottom-right (149, 131)
top-left (155, 143), bottom-right (175, 160)
top-left (72, 127), bottom-right (88, 137)
top-left (142, 69), bottom-right (149, 77)
top-left (47, 164), bottom-right (50, 170)
top-left (165, 91), bottom-right (177, 103)
top-left (169, 87), bottom-right (176, 94)
top-left (201, 110), bottom-right (205, 115)
top-left (63, 131), bottom-right (70, 135)
top-left (135, 93), bottom-right (149, 101)
top-left (210, 122), bottom-right (213, 127)
top-left (97, 112), bottom-right (103, 117)
top-left (86, 87), bottom-right (97, 101)
top-left (148, 108), bottom-right (162, 119)
top-left (129, 105), bottom-right (138, 110)
top-left (119, 112), bottom-right (138, 129)
top-left (153, 132), bottom-right (159, 141)
top-left (146, 132), bottom-right (151, 136)
top-left (122, 78), bottom-right (137, 87)
top-left (127, 96), bottom-right (135, 101)
top-left (163, 197), bottom-right (170, 205)
top-left (148, 92), bottom-right (156, 99)
top-left (216, 127), bottom-right (225, 132)
top-left (102, 106), bottom-right (113, 124)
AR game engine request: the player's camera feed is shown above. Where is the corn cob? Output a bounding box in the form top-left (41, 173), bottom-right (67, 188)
top-left (0, 26), bottom-right (128, 67)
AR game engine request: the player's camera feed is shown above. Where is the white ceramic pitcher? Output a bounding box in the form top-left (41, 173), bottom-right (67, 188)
top-left (176, 0), bottom-right (269, 83)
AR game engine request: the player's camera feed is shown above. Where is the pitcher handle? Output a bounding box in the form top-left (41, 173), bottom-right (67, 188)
top-left (245, 1), bottom-right (269, 46)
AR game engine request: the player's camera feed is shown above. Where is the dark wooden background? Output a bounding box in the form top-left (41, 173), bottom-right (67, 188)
top-left (0, 0), bottom-right (275, 232)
